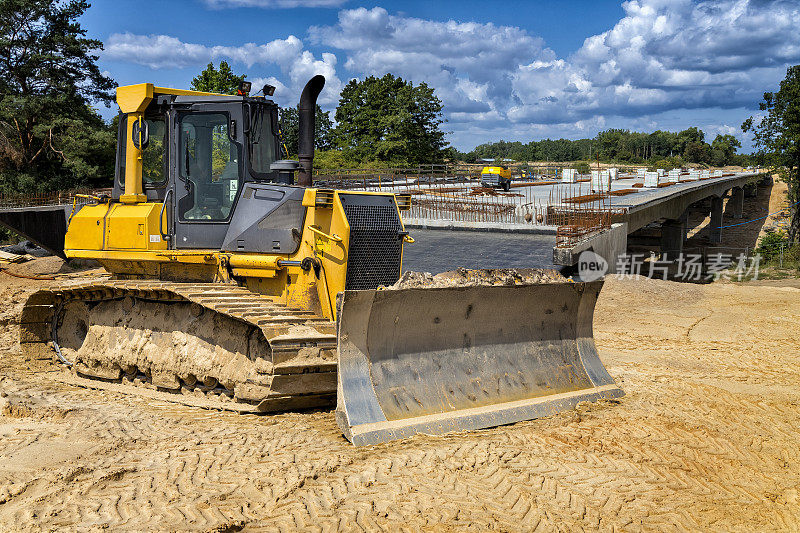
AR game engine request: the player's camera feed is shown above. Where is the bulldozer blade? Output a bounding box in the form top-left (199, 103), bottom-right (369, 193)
top-left (335, 279), bottom-right (623, 446)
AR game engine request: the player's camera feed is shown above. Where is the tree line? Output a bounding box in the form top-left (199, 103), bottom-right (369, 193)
top-left (459, 127), bottom-right (750, 168)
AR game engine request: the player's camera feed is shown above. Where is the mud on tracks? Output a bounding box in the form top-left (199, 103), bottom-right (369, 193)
top-left (0, 272), bottom-right (799, 530)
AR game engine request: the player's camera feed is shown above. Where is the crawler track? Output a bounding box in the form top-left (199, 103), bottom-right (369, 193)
top-left (20, 280), bottom-right (337, 412)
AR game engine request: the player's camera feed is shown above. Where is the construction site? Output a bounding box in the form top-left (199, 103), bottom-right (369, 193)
top-left (0, 144), bottom-right (798, 530)
top-left (0, 27), bottom-right (798, 531)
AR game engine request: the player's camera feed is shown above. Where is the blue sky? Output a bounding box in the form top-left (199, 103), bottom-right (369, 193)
top-left (83, 0), bottom-right (800, 152)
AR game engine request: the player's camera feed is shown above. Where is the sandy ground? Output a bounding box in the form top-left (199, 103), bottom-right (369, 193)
top-left (0, 260), bottom-right (798, 531)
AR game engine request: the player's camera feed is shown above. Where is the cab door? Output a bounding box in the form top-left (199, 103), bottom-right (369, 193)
top-left (171, 110), bottom-right (243, 250)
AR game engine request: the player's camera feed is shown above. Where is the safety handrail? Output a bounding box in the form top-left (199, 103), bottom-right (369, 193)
top-left (308, 225), bottom-right (342, 242)
top-left (160, 189), bottom-right (173, 241)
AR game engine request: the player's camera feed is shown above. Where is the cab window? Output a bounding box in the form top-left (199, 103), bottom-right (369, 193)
top-left (142, 117), bottom-right (166, 184)
top-left (179, 113), bottom-right (240, 221)
top-left (248, 105), bottom-right (276, 175)
top-left (115, 114), bottom-right (167, 188)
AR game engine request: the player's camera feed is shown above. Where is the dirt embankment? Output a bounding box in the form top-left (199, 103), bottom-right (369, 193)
top-left (0, 260), bottom-right (798, 530)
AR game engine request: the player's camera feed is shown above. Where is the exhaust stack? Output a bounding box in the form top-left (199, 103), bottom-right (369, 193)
top-left (297, 75), bottom-right (325, 187)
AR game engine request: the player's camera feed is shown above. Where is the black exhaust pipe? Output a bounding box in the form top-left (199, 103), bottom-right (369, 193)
top-left (297, 75), bottom-right (325, 187)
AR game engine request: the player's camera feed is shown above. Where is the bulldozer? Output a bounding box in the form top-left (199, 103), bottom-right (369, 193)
top-left (9, 76), bottom-right (622, 446)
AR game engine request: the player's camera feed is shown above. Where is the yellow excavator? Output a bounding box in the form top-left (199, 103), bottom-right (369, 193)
top-left (11, 76), bottom-right (622, 445)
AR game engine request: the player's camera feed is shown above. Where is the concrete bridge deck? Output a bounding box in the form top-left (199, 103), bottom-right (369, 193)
top-left (395, 171), bottom-right (763, 233)
top-left (553, 171), bottom-right (767, 272)
top-left (605, 172), bottom-right (762, 231)
top-left (0, 172), bottom-right (766, 274)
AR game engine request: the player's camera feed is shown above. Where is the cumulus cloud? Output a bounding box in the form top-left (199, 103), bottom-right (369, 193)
top-left (311, 1), bottom-right (800, 148)
top-left (102, 1), bottom-right (800, 149)
top-left (105, 33), bottom-right (211, 69)
top-left (310, 7), bottom-right (551, 117)
top-left (203, 0), bottom-right (345, 8)
top-left (510, 0), bottom-right (800, 124)
top-left (103, 33), bottom-right (341, 105)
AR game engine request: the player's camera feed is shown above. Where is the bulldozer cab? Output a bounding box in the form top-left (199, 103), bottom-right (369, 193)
top-left (112, 87), bottom-right (282, 249)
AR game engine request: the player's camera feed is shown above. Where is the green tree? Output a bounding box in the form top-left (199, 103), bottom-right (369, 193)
top-left (278, 105), bottom-right (334, 155)
top-left (190, 61), bottom-right (246, 95)
top-left (649, 130), bottom-right (680, 158)
top-left (677, 127), bottom-right (705, 152)
top-left (333, 74), bottom-right (448, 165)
top-left (595, 129), bottom-right (630, 160)
top-left (684, 141), bottom-right (710, 164)
top-left (0, 0), bottom-right (116, 193)
top-left (710, 134), bottom-right (741, 166)
top-left (743, 65), bottom-right (800, 243)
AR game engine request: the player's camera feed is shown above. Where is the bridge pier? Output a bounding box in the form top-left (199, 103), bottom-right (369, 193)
top-left (731, 187), bottom-right (745, 219)
top-left (744, 182), bottom-right (758, 198)
top-left (710, 196), bottom-right (724, 244)
top-left (660, 211), bottom-right (688, 257)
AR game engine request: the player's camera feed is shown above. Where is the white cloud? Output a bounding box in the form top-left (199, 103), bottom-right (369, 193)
top-left (104, 33), bottom-right (306, 69)
top-left (310, 7), bottom-right (551, 117)
top-left (203, 0), bottom-right (345, 8)
top-left (102, 1), bottom-right (800, 150)
top-left (310, 1), bottom-right (800, 149)
top-left (105, 33), bottom-right (210, 69)
top-left (103, 33), bottom-right (341, 106)
top-left (517, 0), bottom-right (800, 123)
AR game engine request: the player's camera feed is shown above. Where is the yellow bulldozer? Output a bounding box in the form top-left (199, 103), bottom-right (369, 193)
top-left (8, 76), bottom-right (622, 446)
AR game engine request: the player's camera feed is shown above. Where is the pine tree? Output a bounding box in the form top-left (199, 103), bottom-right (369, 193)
top-left (0, 0), bottom-right (117, 192)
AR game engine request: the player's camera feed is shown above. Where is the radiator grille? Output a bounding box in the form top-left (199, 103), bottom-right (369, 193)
top-left (341, 195), bottom-right (403, 290)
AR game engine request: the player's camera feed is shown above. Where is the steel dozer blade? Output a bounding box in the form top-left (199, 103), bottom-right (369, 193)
top-left (335, 279), bottom-right (623, 446)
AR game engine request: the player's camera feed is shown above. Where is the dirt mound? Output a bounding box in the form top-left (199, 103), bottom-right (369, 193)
top-left (388, 267), bottom-right (568, 289)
